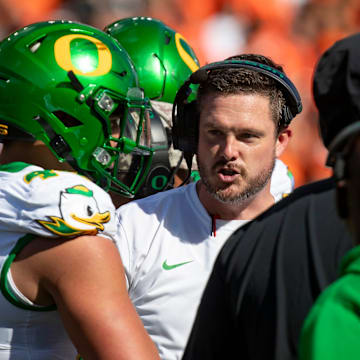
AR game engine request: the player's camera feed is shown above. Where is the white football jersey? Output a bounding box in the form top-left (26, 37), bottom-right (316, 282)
top-left (0, 162), bottom-right (116, 360)
top-left (115, 159), bottom-right (292, 360)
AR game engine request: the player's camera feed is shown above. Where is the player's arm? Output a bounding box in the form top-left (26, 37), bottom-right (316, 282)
top-left (14, 235), bottom-right (160, 360)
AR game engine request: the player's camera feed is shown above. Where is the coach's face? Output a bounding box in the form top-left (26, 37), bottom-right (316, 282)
top-left (197, 92), bottom-right (289, 204)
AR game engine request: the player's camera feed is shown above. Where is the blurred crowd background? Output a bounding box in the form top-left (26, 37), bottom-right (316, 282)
top-left (1, 0), bottom-right (358, 187)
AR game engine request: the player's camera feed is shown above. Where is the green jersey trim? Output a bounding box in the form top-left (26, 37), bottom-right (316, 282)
top-left (0, 161), bottom-right (31, 173)
top-left (0, 234), bottom-right (56, 311)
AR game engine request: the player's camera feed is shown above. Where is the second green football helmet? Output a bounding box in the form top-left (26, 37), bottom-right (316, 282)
top-left (105, 17), bottom-right (200, 195)
top-left (104, 16), bottom-right (200, 104)
top-left (0, 20), bottom-right (154, 197)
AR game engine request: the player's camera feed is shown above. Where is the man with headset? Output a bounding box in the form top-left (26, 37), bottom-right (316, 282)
top-left (181, 43), bottom-right (354, 360)
top-left (115, 53), bottom-right (302, 359)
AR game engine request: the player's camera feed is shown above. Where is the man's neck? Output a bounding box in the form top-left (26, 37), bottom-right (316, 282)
top-left (0, 140), bottom-right (72, 171)
top-left (196, 181), bottom-right (275, 221)
top-left (110, 191), bottom-right (132, 208)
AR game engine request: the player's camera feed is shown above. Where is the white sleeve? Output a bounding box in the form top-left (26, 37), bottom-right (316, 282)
top-left (0, 166), bottom-right (117, 241)
top-left (270, 159), bottom-right (295, 202)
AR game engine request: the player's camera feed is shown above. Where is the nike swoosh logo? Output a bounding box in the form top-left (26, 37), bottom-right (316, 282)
top-left (162, 259), bottom-right (193, 270)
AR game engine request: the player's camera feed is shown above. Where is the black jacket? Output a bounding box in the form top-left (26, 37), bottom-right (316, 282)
top-left (183, 178), bottom-right (353, 360)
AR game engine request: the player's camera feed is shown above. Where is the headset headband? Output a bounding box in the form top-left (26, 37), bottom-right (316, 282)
top-left (189, 60), bottom-right (303, 120)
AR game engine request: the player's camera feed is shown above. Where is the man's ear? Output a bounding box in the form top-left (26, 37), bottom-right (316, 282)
top-left (275, 128), bottom-right (292, 158)
top-left (336, 180), bottom-right (349, 219)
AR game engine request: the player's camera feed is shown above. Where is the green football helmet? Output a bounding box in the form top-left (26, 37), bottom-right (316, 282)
top-left (0, 20), bottom-right (154, 197)
top-left (105, 17), bottom-right (200, 195)
top-left (104, 16), bottom-right (200, 104)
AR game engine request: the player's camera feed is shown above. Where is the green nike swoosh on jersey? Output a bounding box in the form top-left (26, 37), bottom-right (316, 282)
top-left (162, 259), bottom-right (193, 270)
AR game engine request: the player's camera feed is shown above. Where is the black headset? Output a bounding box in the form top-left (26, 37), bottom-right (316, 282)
top-left (172, 60), bottom-right (303, 159)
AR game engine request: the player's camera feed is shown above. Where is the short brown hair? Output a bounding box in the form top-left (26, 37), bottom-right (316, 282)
top-left (196, 54), bottom-right (287, 133)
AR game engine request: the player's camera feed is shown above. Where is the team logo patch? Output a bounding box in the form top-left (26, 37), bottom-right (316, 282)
top-left (37, 185), bottom-right (111, 237)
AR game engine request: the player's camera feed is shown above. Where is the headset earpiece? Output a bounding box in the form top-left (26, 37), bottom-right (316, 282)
top-left (173, 100), bottom-right (198, 155)
top-left (172, 80), bottom-right (199, 156)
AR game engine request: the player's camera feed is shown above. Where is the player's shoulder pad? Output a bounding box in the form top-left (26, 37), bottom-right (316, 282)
top-left (0, 163), bottom-right (116, 240)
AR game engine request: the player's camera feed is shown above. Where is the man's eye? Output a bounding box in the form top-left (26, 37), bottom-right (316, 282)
top-left (208, 129), bottom-right (222, 136)
top-left (242, 133), bottom-right (253, 138)
top-left (239, 133), bottom-right (257, 140)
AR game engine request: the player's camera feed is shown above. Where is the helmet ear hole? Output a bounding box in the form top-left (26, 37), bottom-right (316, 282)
top-left (53, 111), bottom-right (83, 128)
top-left (28, 35), bottom-right (47, 53)
top-left (0, 75), bottom-right (9, 82)
top-left (164, 33), bottom-right (171, 45)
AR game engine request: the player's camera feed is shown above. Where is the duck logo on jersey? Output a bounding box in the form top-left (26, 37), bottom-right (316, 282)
top-left (38, 185), bottom-right (111, 236)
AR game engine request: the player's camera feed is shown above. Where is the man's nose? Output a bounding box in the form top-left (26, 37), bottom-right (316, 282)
top-left (221, 135), bottom-right (238, 161)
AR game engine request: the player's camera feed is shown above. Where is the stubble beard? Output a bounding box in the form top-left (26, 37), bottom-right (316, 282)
top-left (197, 155), bottom-right (276, 205)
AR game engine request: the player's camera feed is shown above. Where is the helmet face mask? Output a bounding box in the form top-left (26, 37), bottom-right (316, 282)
top-left (91, 92), bottom-right (153, 196)
top-left (0, 20), bottom-right (154, 197)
